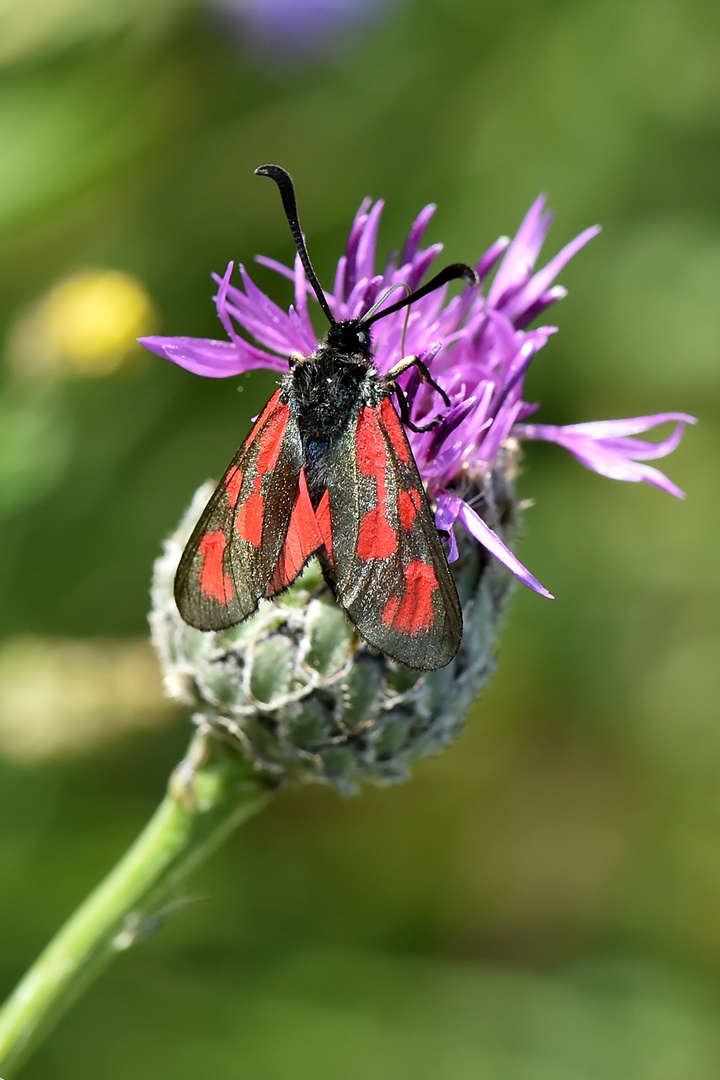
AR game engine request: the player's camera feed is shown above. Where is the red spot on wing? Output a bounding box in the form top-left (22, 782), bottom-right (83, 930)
top-left (246, 390), bottom-right (284, 447)
top-left (398, 488), bottom-right (422, 532)
top-left (382, 560), bottom-right (439, 634)
top-left (256, 404), bottom-right (289, 475)
top-left (235, 401), bottom-right (291, 548)
top-left (357, 505), bottom-right (397, 559)
top-left (357, 406), bottom-right (387, 476)
top-left (268, 470), bottom-right (323, 595)
top-left (316, 490), bottom-right (333, 565)
top-left (356, 407), bottom-right (398, 562)
top-left (199, 530), bottom-right (233, 604)
top-left (235, 493), bottom-right (264, 546)
top-left (225, 465), bottom-right (243, 508)
top-left (379, 397), bottom-right (412, 466)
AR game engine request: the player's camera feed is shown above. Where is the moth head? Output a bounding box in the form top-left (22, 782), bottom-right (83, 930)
top-left (326, 320), bottom-right (372, 358)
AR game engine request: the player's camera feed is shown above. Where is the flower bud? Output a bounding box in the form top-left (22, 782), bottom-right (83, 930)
top-left (150, 450), bottom-right (519, 795)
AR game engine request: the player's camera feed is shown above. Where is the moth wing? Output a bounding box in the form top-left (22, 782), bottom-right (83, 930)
top-left (322, 396), bottom-right (462, 670)
top-left (174, 389), bottom-right (303, 630)
top-left (265, 467), bottom-right (326, 597)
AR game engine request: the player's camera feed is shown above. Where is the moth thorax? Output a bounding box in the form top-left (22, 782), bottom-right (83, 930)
top-left (292, 354), bottom-right (369, 439)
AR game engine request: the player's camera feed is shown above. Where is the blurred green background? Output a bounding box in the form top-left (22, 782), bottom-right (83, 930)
top-left (0, 0), bottom-right (716, 1075)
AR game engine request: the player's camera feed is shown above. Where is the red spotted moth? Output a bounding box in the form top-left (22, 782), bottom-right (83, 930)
top-left (175, 165), bottom-right (477, 670)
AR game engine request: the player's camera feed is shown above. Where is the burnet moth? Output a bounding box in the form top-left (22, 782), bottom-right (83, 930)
top-left (175, 165), bottom-right (478, 670)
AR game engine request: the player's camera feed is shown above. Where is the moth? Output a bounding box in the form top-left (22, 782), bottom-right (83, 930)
top-left (175, 164), bottom-right (477, 670)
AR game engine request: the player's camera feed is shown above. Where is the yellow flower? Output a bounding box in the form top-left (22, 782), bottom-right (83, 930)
top-left (8, 269), bottom-right (156, 379)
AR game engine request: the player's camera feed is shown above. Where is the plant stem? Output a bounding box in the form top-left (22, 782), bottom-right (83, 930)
top-left (0, 728), bottom-right (273, 1076)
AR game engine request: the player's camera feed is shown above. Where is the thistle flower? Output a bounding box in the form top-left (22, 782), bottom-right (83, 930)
top-left (143, 188), bottom-right (694, 792)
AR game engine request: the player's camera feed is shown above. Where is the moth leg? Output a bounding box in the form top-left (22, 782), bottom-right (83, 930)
top-left (390, 380), bottom-right (441, 434)
top-left (384, 354), bottom-right (450, 433)
top-left (385, 354), bottom-right (451, 408)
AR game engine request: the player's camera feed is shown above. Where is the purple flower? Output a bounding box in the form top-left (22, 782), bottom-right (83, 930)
top-left (208, 0), bottom-right (394, 61)
top-left (141, 195), bottom-right (695, 598)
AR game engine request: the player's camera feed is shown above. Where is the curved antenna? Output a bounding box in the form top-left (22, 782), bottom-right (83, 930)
top-left (363, 283), bottom-right (414, 357)
top-left (362, 262), bottom-right (478, 328)
top-left (255, 164), bottom-right (336, 326)
top-left (363, 282), bottom-right (410, 323)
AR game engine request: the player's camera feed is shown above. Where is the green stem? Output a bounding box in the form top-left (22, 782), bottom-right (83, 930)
top-left (0, 729), bottom-right (273, 1076)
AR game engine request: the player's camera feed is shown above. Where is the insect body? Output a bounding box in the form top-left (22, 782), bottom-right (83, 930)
top-left (175, 165), bottom-right (477, 670)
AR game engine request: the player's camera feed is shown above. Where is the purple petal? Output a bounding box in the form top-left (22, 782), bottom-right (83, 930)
top-left (487, 196), bottom-right (554, 307)
top-left (502, 225), bottom-right (601, 324)
top-left (434, 495), bottom-right (461, 561)
top-left (355, 199), bottom-right (385, 284)
top-left (438, 492), bottom-right (553, 598)
top-left (344, 275), bottom-right (379, 321)
top-left (235, 266), bottom-right (309, 353)
top-left (516, 400), bottom-right (541, 421)
top-left (332, 254), bottom-right (348, 312)
top-left (292, 255), bottom-right (318, 347)
top-left (445, 526), bottom-right (459, 563)
top-left (401, 204), bottom-right (436, 265)
top-left (139, 336), bottom-right (286, 377)
top-left (216, 260), bottom-right (316, 353)
top-left (253, 254), bottom-right (300, 285)
top-left (564, 442), bottom-right (688, 498)
top-left (397, 243), bottom-right (444, 294)
top-left (434, 493), bottom-right (457, 532)
top-left (424, 394), bottom-right (479, 457)
top-left (288, 305), bottom-right (317, 353)
top-left (514, 285), bottom-right (567, 329)
top-left (343, 199), bottom-right (375, 297)
top-left (541, 412), bottom-right (697, 440)
top-left (515, 414), bottom-right (697, 498)
top-left (481, 396), bottom-right (526, 464)
top-left (476, 236), bottom-right (510, 282)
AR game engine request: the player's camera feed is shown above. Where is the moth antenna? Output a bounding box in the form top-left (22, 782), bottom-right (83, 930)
top-left (255, 164), bottom-right (336, 327)
top-left (363, 282), bottom-right (410, 322)
top-left (362, 262), bottom-right (478, 328)
top-left (363, 284), bottom-right (414, 356)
